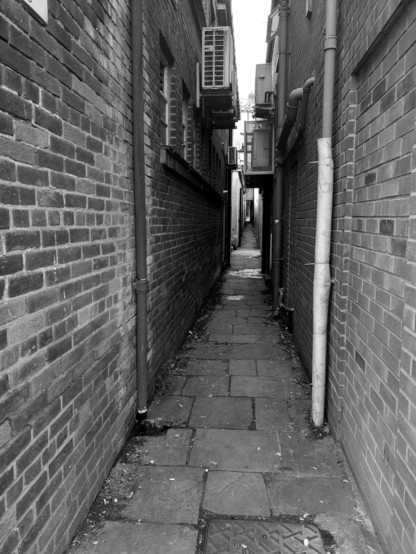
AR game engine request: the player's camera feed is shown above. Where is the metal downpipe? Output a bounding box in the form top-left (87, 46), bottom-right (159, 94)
top-left (277, 87), bottom-right (303, 151)
top-left (311, 0), bottom-right (338, 428)
top-left (272, 0), bottom-right (289, 308)
top-left (131, 0), bottom-right (148, 420)
top-left (278, 78), bottom-right (315, 153)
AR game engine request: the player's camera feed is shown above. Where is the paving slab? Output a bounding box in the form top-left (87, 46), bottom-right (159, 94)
top-left (189, 397), bottom-right (253, 429)
top-left (207, 317), bottom-right (248, 327)
top-left (163, 376), bottom-right (187, 395)
top-left (205, 324), bottom-right (234, 334)
top-left (189, 429), bottom-right (281, 472)
top-left (229, 359), bottom-right (257, 375)
top-left (257, 358), bottom-right (303, 378)
top-left (208, 333), bottom-right (260, 344)
top-left (176, 359), bottom-right (229, 376)
top-left (74, 521), bottom-right (198, 554)
top-left (147, 395), bottom-right (193, 425)
top-left (203, 471), bottom-right (270, 516)
top-left (229, 343), bottom-right (286, 359)
top-left (255, 397), bottom-right (289, 430)
top-left (123, 466), bottom-right (204, 524)
top-left (230, 376), bottom-right (287, 398)
top-left (268, 475), bottom-right (355, 516)
top-left (233, 324), bottom-right (277, 335)
top-left (279, 433), bottom-right (346, 476)
top-left (135, 429), bottom-right (193, 466)
top-left (182, 375), bottom-right (229, 396)
top-left (180, 344), bottom-right (231, 359)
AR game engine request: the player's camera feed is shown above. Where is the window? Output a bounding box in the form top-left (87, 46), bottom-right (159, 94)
top-left (181, 98), bottom-right (188, 157)
top-left (181, 83), bottom-right (190, 160)
top-left (160, 63), bottom-right (170, 145)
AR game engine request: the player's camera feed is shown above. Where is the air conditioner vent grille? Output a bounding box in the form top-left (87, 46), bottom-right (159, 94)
top-left (202, 27), bottom-right (232, 89)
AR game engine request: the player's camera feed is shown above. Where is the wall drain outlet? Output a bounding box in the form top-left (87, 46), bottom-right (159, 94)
top-left (205, 519), bottom-right (325, 553)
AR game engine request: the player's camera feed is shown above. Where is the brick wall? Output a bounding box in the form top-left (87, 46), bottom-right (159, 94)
top-left (0, 1), bottom-right (137, 552)
top-left (142, 0), bottom-right (229, 384)
top-left (339, 2), bottom-right (416, 552)
top-left (0, 0), bottom-right (230, 552)
top-left (279, 0), bottom-right (416, 552)
top-left (283, 0), bottom-right (324, 366)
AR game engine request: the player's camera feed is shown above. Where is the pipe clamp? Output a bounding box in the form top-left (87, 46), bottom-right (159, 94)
top-left (133, 278), bottom-right (149, 294)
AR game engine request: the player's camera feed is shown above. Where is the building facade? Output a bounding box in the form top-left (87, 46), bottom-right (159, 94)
top-left (0, 1), bottom-right (238, 552)
top-left (261, 0), bottom-right (415, 552)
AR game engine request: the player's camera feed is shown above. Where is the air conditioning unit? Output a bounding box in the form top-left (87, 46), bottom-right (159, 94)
top-left (255, 64), bottom-right (273, 106)
top-left (227, 146), bottom-right (237, 166)
top-left (202, 27), bottom-right (233, 89)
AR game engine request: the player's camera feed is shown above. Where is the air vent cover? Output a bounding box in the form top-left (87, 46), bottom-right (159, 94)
top-left (202, 27), bottom-right (233, 89)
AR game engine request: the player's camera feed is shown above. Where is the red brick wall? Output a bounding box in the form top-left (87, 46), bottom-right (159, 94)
top-left (338, 2), bottom-right (416, 552)
top-left (0, 0), bottom-right (229, 552)
top-left (280, 0), bottom-right (416, 552)
top-left (142, 0), bottom-right (228, 384)
top-left (0, 1), bottom-right (136, 552)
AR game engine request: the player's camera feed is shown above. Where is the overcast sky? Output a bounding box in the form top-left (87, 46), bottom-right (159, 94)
top-left (232, 0), bottom-right (271, 100)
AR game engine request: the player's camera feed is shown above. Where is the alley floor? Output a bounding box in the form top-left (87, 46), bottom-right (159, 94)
top-left (68, 225), bottom-right (384, 554)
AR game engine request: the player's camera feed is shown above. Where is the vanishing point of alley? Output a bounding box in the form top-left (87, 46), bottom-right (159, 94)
top-left (68, 225), bottom-right (383, 554)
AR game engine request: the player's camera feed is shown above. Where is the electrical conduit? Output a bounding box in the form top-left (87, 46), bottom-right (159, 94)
top-left (311, 0), bottom-right (338, 428)
top-left (131, 0), bottom-right (148, 420)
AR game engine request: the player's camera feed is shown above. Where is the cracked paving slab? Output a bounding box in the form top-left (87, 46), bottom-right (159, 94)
top-left (203, 471), bottom-right (270, 516)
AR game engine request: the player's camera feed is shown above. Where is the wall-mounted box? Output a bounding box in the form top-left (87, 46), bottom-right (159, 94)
top-left (202, 27), bottom-right (233, 89)
top-left (244, 120), bottom-right (274, 175)
top-left (254, 63), bottom-right (273, 118)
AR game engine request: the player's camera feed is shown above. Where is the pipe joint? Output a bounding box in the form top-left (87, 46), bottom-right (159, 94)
top-left (133, 278), bottom-right (149, 294)
top-left (303, 77), bottom-right (316, 92)
top-left (324, 35), bottom-right (337, 50)
top-left (278, 1), bottom-right (289, 18)
top-left (136, 408), bottom-right (148, 421)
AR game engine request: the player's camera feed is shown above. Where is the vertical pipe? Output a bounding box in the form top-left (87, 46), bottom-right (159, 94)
top-left (272, 0), bottom-right (289, 308)
top-left (131, 0), bottom-right (148, 420)
top-left (311, 0), bottom-right (338, 428)
top-left (322, 0), bottom-right (338, 139)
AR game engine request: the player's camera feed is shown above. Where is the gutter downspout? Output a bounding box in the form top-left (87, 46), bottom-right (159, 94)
top-left (277, 87), bottom-right (303, 151)
top-left (132, 0), bottom-right (148, 420)
top-left (278, 77), bottom-right (315, 153)
top-left (286, 78), bottom-right (315, 156)
top-left (312, 0), bottom-right (338, 428)
top-left (272, 0), bottom-right (289, 308)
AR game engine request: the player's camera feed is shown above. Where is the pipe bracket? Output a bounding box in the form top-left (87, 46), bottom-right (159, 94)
top-left (133, 278), bottom-right (149, 294)
top-left (324, 35), bottom-right (337, 50)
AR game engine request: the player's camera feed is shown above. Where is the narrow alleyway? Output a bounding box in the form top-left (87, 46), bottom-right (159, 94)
top-left (68, 225), bottom-right (383, 554)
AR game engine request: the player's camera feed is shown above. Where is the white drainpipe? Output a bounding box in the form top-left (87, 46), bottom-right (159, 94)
top-left (311, 0), bottom-right (338, 428)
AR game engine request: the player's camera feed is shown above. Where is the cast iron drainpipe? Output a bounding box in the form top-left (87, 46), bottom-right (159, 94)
top-left (312, 0), bottom-right (338, 428)
top-left (277, 77), bottom-right (315, 153)
top-left (132, 0), bottom-right (148, 420)
top-left (275, 77), bottom-right (315, 315)
top-left (272, 0), bottom-right (289, 309)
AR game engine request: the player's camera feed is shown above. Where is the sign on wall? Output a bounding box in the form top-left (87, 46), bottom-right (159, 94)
top-left (21, 0), bottom-right (48, 23)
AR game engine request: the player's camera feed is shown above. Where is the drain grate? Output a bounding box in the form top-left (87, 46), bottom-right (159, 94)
top-left (205, 519), bottom-right (326, 554)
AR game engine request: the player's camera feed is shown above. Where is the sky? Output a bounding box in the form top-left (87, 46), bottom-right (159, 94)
top-left (232, 0), bottom-right (271, 101)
